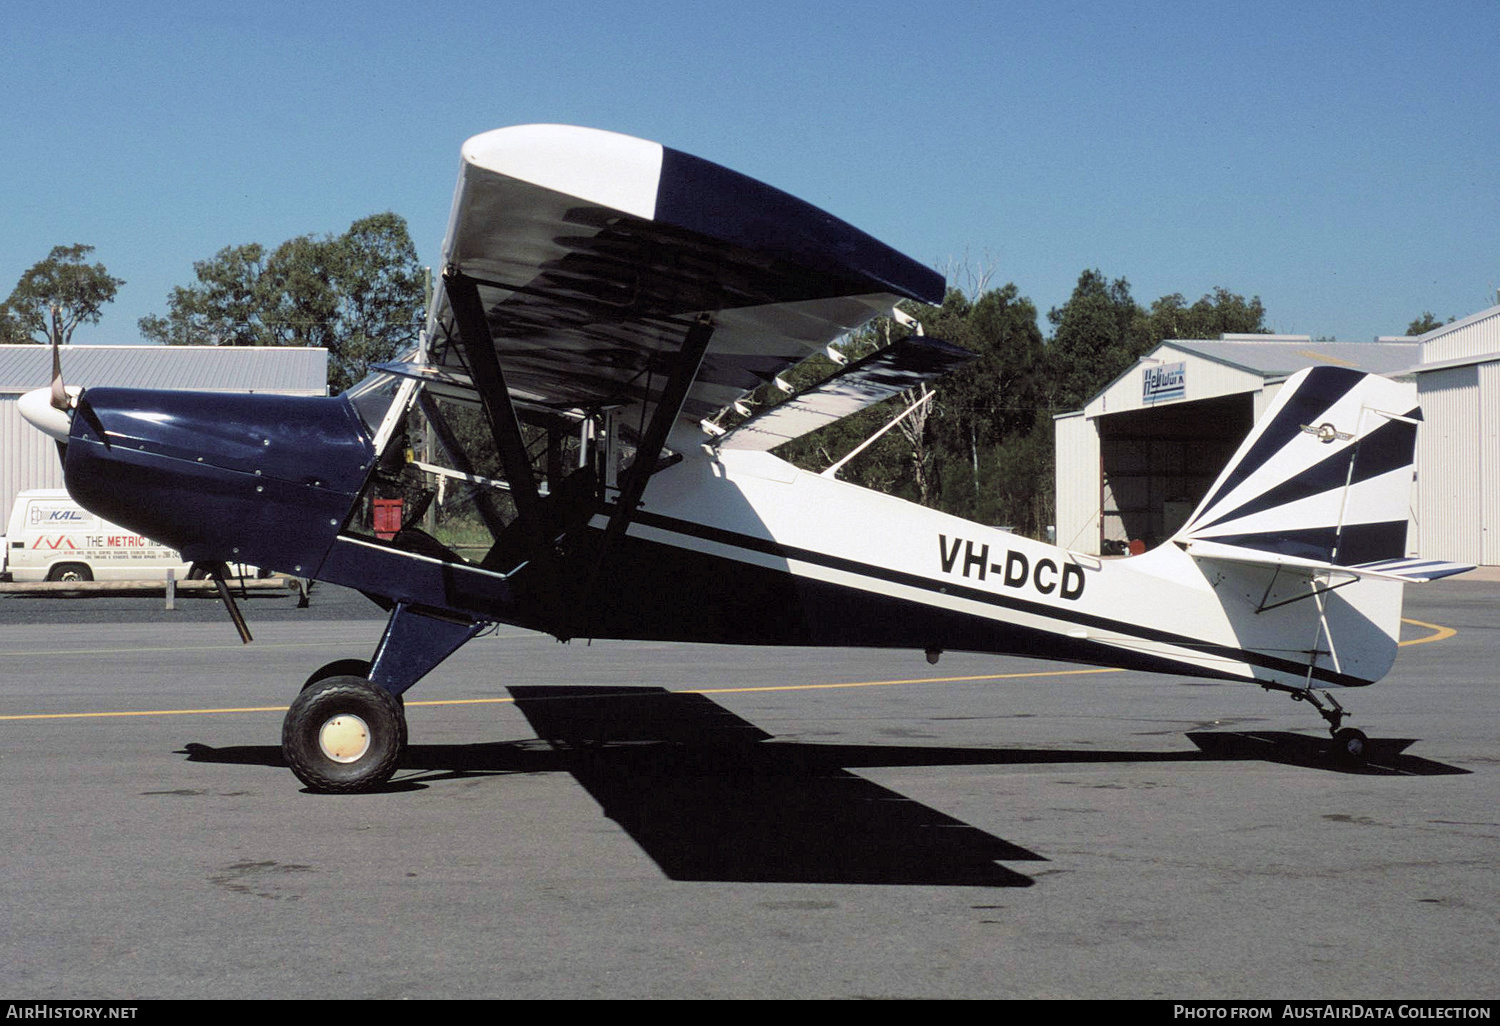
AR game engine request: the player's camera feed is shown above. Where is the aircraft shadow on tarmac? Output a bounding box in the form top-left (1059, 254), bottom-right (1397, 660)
top-left (179, 685), bottom-right (1467, 887)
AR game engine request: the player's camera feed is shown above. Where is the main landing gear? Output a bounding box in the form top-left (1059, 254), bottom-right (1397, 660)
top-left (278, 603), bottom-right (485, 793)
top-left (283, 673), bottom-right (407, 793)
top-left (1276, 684), bottom-right (1369, 761)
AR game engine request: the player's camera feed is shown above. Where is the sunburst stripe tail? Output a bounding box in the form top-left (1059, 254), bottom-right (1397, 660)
top-left (1174, 366), bottom-right (1419, 566)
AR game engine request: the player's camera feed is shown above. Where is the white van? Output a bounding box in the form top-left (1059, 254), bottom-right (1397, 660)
top-left (3, 489), bottom-right (196, 583)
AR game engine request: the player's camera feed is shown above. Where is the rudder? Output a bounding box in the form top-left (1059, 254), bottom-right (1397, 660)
top-left (1174, 366), bottom-right (1419, 568)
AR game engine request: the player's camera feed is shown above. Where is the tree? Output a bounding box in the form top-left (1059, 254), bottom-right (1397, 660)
top-left (1044, 273), bottom-right (1268, 413)
top-left (696, 269), bottom-right (1270, 543)
top-left (140, 213), bottom-right (425, 392)
top-left (766, 282), bottom-right (1053, 534)
top-left (1139, 287), bottom-right (1267, 347)
top-left (1406, 311), bottom-right (1447, 336)
top-left (138, 244), bottom-right (269, 348)
top-left (0, 244), bottom-right (124, 346)
top-left (896, 383), bottom-right (936, 506)
top-left (917, 285), bottom-right (1049, 531)
top-left (1044, 270), bottom-right (1142, 412)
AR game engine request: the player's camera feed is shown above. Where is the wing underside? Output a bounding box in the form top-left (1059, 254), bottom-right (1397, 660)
top-left (714, 334), bottom-right (976, 451)
top-left (421, 125), bottom-right (946, 423)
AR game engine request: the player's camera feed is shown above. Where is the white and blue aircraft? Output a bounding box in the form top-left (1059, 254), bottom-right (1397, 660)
top-left (20, 125), bottom-right (1469, 792)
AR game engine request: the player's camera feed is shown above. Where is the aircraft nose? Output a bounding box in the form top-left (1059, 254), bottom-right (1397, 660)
top-left (18, 385), bottom-right (77, 441)
top-left (61, 387), bottom-right (375, 575)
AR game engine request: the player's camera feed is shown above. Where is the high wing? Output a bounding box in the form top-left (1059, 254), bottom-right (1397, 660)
top-left (419, 124), bottom-right (946, 424)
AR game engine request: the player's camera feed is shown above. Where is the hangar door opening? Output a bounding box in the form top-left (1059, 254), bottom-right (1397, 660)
top-left (1097, 392), bottom-right (1254, 553)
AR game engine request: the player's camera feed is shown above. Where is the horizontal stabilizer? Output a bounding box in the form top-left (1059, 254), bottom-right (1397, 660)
top-left (1185, 540), bottom-right (1473, 583)
top-left (1348, 557), bottom-right (1475, 583)
top-left (715, 335), bottom-right (975, 451)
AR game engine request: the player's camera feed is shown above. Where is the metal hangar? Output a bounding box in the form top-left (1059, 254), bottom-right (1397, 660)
top-left (1053, 335), bottom-right (1419, 557)
top-left (1408, 305), bottom-right (1500, 565)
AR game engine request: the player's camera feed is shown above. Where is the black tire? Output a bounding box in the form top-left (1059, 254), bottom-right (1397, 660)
top-left (1332, 727), bottom-right (1369, 762)
top-left (301, 659), bottom-right (401, 708)
top-left (282, 676), bottom-right (406, 793)
top-left (46, 563), bottom-right (92, 583)
top-left (302, 659), bottom-right (374, 691)
top-left (186, 563), bottom-right (208, 581)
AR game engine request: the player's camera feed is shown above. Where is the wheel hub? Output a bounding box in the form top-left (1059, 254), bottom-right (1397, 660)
top-left (318, 714), bottom-right (372, 763)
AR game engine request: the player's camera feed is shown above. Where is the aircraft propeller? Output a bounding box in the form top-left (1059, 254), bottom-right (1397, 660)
top-left (18, 333), bottom-right (81, 451)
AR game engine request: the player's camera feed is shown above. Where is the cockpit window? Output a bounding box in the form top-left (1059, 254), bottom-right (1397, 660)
top-left (344, 371), bottom-right (406, 437)
top-left (343, 381), bottom-right (606, 575)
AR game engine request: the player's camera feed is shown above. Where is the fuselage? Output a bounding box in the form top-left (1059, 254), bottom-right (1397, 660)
top-left (57, 386), bottom-right (1402, 693)
top-left (570, 443), bottom-right (1402, 689)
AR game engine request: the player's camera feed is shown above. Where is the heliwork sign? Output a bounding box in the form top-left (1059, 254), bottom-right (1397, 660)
top-left (1143, 361), bottom-right (1187, 403)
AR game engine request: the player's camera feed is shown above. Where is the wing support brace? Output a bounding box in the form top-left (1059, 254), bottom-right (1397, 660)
top-left (576, 312), bottom-right (715, 633)
top-left (441, 267), bottom-right (585, 610)
top-left (1254, 566), bottom-right (1360, 614)
top-left (442, 268), bottom-right (545, 535)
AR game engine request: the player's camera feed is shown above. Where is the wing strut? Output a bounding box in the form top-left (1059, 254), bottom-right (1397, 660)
top-left (413, 388), bottom-right (512, 544)
top-left (442, 269), bottom-right (545, 527)
top-left (577, 312), bottom-right (715, 634)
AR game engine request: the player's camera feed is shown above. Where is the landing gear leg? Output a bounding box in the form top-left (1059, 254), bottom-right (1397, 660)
top-left (1281, 685), bottom-right (1369, 761)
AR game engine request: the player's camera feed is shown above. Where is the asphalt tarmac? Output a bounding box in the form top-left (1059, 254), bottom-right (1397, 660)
top-left (0, 580), bottom-right (1495, 1000)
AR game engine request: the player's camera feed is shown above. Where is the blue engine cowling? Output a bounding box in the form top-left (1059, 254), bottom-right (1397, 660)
top-left (63, 387), bottom-right (375, 577)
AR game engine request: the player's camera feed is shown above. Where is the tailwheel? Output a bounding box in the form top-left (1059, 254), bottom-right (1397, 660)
top-left (1332, 727), bottom-right (1369, 762)
top-left (283, 676), bottom-right (406, 793)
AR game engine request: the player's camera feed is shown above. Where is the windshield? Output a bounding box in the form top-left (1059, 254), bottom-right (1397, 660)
top-left (344, 371), bottom-right (406, 437)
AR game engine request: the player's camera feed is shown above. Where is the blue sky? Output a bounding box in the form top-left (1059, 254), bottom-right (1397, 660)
top-left (3, 0), bottom-right (1496, 346)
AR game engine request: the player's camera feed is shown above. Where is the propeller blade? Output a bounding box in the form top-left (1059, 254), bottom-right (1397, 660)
top-left (22, 340), bottom-right (81, 448)
top-left (50, 334), bottom-right (68, 412)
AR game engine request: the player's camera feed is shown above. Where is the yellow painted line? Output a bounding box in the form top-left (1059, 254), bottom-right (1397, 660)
top-left (0, 667), bottom-right (1119, 722)
top-left (1399, 617), bottom-right (1456, 647)
top-left (0, 641), bottom-right (359, 658)
top-left (0, 620), bottom-right (1458, 723)
top-left (405, 697), bottom-right (514, 708)
top-left (1, 705), bottom-right (293, 721)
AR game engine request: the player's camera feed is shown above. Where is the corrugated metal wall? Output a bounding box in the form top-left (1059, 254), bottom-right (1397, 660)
top-left (1051, 316), bottom-right (1500, 566)
top-left (0, 399), bottom-right (68, 528)
top-left (1422, 307), bottom-right (1500, 365)
top-left (1415, 365), bottom-right (1483, 564)
top-left (1411, 308), bottom-right (1500, 564)
top-left (0, 345), bottom-right (329, 395)
top-left (1481, 362), bottom-right (1500, 565)
top-left (1053, 412), bottom-right (1100, 553)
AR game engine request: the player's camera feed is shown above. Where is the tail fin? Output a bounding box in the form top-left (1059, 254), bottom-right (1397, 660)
top-left (1174, 366), bottom-right (1421, 568)
top-left (1165, 367), bottom-right (1469, 690)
